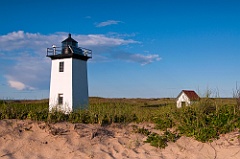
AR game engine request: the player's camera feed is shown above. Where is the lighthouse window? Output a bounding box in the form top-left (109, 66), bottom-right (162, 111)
top-left (59, 62), bottom-right (64, 72)
top-left (58, 94), bottom-right (63, 105)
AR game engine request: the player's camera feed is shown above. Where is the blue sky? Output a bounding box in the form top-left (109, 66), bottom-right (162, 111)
top-left (0, 0), bottom-right (240, 99)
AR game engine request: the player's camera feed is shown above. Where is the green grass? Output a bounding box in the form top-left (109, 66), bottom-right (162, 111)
top-left (153, 98), bottom-right (240, 142)
top-left (0, 97), bottom-right (239, 145)
top-left (0, 98), bottom-right (165, 123)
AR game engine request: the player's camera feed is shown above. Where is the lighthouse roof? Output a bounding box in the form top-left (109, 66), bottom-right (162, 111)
top-left (62, 33), bottom-right (78, 43)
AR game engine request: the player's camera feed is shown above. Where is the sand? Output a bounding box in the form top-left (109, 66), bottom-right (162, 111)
top-left (0, 119), bottom-right (239, 159)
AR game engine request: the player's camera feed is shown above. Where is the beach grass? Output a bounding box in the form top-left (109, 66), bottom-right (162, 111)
top-left (0, 97), bottom-right (239, 144)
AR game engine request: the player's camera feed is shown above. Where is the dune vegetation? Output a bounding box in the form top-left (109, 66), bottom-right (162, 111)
top-left (0, 97), bottom-right (239, 148)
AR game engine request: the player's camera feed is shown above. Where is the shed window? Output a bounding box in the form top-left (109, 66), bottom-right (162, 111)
top-left (59, 62), bottom-right (64, 72)
top-left (58, 94), bottom-right (63, 105)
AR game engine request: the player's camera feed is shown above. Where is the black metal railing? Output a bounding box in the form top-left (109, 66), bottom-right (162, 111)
top-left (47, 46), bottom-right (92, 58)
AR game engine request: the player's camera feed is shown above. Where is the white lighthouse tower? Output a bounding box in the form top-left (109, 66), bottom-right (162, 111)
top-left (47, 34), bottom-right (92, 112)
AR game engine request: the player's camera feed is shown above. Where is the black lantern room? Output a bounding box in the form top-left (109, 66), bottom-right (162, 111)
top-left (62, 33), bottom-right (78, 47)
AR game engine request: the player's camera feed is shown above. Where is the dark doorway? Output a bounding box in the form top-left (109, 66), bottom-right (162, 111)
top-left (181, 102), bottom-right (186, 108)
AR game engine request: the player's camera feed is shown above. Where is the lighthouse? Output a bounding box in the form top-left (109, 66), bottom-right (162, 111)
top-left (47, 34), bottom-right (92, 112)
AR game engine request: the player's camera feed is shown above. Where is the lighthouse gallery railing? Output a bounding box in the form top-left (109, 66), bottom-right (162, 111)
top-left (47, 46), bottom-right (92, 58)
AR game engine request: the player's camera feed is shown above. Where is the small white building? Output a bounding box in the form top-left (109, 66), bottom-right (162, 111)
top-left (176, 90), bottom-right (200, 108)
top-left (47, 34), bottom-right (92, 112)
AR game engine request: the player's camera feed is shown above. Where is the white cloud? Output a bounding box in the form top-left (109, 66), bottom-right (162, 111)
top-left (0, 31), bottom-right (137, 53)
top-left (113, 52), bottom-right (161, 65)
top-left (75, 34), bottom-right (138, 46)
top-left (8, 80), bottom-right (26, 90)
top-left (96, 20), bottom-right (122, 27)
top-left (6, 76), bottom-right (35, 91)
top-left (4, 55), bottom-right (50, 91)
top-left (107, 32), bottom-right (138, 38)
top-left (0, 31), bottom-right (161, 91)
top-left (85, 16), bottom-right (91, 19)
top-left (130, 54), bottom-right (161, 65)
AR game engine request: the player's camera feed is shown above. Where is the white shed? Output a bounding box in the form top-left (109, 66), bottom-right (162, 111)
top-left (176, 90), bottom-right (200, 108)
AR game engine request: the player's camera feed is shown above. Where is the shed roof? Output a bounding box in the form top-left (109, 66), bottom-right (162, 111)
top-left (178, 90), bottom-right (200, 101)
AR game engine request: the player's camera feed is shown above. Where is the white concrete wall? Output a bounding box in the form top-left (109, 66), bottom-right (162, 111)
top-left (176, 92), bottom-right (190, 108)
top-left (72, 58), bottom-right (89, 109)
top-left (49, 58), bottom-right (89, 112)
top-left (49, 58), bottom-right (73, 112)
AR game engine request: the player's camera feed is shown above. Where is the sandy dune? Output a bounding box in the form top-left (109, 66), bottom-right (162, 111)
top-left (0, 119), bottom-right (239, 159)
